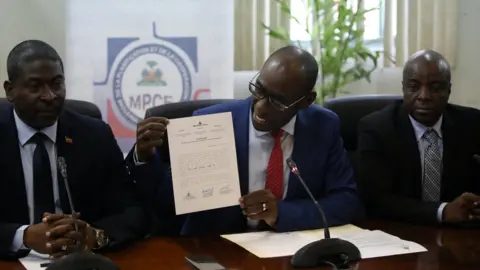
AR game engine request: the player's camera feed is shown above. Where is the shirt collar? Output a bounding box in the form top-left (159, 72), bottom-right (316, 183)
top-left (14, 109), bottom-right (58, 146)
top-left (408, 115), bottom-right (443, 142)
top-left (250, 110), bottom-right (297, 137)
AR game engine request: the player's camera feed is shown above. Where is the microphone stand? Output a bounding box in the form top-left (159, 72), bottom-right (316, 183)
top-left (45, 158), bottom-right (119, 270)
top-left (286, 158), bottom-right (361, 269)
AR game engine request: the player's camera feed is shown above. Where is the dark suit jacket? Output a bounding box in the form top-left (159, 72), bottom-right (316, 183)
top-left (133, 97), bottom-right (362, 235)
top-left (357, 101), bottom-right (480, 225)
top-left (0, 104), bottom-right (149, 259)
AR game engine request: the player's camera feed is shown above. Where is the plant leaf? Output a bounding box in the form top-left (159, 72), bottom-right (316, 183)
top-left (261, 22), bottom-right (290, 42)
top-left (263, 0), bottom-right (380, 105)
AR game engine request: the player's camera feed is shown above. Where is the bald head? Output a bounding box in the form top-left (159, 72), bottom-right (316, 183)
top-left (401, 49), bottom-right (451, 127)
top-left (262, 46), bottom-right (318, 93)
top-left (250, 46), bottom-right (318, 132)
top-left (403, 49), bottom-right (451, 82)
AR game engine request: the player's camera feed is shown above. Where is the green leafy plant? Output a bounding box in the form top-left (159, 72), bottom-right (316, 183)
top-left (262, 0), bottom-right (380, 104)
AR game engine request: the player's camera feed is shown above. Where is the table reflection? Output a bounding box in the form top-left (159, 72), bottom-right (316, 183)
top-left (437, 228), bottom-right (480, 265)
top-left (415, 250), bottom-right (439, 270)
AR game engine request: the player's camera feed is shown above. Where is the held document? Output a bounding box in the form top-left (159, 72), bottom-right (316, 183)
top-left (167, 112), bottom-right (241, 215)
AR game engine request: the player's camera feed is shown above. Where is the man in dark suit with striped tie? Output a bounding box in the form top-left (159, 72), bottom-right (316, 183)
top-left (358, 49), bottom-right (480, 225)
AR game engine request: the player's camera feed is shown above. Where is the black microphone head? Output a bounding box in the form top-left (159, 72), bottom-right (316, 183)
top-left (286, 157), bottom-right (295, 168)
top-left (473, 154), bottom-right (480, 164)
top-left (286, 158), bottom-right (299, 174)
top-left (46, 251), bottom-right (120, 270)
top-left (291, 238), bottom-right (361, 268)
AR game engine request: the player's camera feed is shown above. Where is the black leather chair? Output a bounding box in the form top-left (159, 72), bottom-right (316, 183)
top-left (63, 99), bottom-right (102, 120)
top-left (145, 99), bottom-right (234, 164)
top-left (0, 98), bottom-right (102, 120)
top-left (324, 94), bottom-right (402, 151)
top-left (323, 94), bottom-right (402, 175)
top-left (145, 99), bottom-right (233, 119)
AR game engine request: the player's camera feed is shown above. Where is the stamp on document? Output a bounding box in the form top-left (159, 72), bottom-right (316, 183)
top-left (202, 187), bottom-right (214, 198)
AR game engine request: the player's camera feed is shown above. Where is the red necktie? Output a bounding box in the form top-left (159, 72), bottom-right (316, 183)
top-left (266, 130), bottom-right (284, 199)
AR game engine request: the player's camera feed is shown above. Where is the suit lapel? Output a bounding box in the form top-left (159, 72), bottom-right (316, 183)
top-left (287, 110), bottom-right (311, 198)
top-left (397, 106), bottom-right (423, 197)
top-left (2, 107), bottom-right (29, 220)
top-left (440, 109), bottom-right (456, 197)
top-left (232, 98), bottom-right (251, 196)
top-left (56, 112), bottom-right (75, 214)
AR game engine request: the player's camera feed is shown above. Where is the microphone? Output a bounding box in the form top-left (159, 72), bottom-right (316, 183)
top-left (286, 158), bottom-right (361, 269)
top-left (45, 157), bottom-right (119, 270)
top-left (57, 157), bottom-right (78, 232)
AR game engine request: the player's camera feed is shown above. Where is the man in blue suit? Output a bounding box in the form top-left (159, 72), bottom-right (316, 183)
top-left (131, 46), bottom-right (361, 235)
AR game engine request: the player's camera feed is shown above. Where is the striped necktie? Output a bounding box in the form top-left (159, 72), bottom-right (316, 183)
top-left (422, 129), bottom-right (442, 201)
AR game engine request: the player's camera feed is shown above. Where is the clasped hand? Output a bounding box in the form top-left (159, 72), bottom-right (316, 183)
top-left (444, 192), bottom-right (480, 223)
top-left (24, 212), bottom-right (96, 258)
top-left (240, 190), bottom-right (279, 227)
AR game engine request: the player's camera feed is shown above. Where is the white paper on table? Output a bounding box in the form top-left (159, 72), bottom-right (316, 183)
top-left (167, 112), bottom-right (241, 215)
top-left (221, 224), bottom-right (427, 259)
top-left (221, 224), bottom-right (364, 258)
top-left (341, 230), bottom-right (427, 259)
top-left (19, 251), bottom-right (50, 270)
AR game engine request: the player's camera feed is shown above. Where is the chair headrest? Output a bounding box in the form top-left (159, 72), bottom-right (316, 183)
top-left (324, 95), bottom-right (402, 150)
top-left (64, 100), bottom-right (103, 120)
top-left (145, 99), bottom-right (234, 119)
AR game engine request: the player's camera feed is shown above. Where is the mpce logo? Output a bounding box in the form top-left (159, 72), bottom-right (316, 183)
top-left (96, 23), bottom-right (198, 129)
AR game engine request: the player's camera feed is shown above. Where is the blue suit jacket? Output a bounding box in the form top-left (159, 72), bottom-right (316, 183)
top-left (134, 98), bottom-right (361, 235)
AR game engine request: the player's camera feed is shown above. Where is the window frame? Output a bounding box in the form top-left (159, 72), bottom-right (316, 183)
top-left (289, 0), bottom-right (385, 53)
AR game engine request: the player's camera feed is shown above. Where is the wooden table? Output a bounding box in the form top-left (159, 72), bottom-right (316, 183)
top-left (1, 220), bottom-right (479, 269)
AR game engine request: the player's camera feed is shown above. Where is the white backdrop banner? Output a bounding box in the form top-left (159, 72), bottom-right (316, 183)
top-left (66, 0), bottom-right (234, 152)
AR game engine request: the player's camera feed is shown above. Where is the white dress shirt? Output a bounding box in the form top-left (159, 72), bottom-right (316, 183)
top-left (247, 112), bottom-right (296, 227)
top-left (11, 111), bottom-right (63, 252)
top-left (408, 115), bottom-right (447, 222)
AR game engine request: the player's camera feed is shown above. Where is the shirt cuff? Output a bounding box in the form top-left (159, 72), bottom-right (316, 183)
top-left (133, 145), bottom-right (146, 166)
top-left (437, 202), bottom-right (448, 223)
top-left (11, 225), bottom-right (29, 252)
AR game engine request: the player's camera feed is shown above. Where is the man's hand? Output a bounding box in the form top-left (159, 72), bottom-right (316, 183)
top-left (239, 190), bottom-right (278, 227)
top-left (23, 221), bottom-right (54, 255)
top-left (136, 117), bottom-right (169, 161)
top-left (443, 192), bottom-right (480, 223)
top-left (43, 213), bottom-right (94, 258)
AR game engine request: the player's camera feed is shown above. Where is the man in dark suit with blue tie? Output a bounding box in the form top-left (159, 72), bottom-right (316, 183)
top-left (358, 49), bottom-right (480, 225)
top-left (0, 40), bottom-right (149, 259)
top-left (131, 46), bottom-right (361, 235)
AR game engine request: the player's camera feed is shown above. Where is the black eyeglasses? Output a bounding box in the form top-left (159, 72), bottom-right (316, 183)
top-left (248, 73), bottom-right (305, 111)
